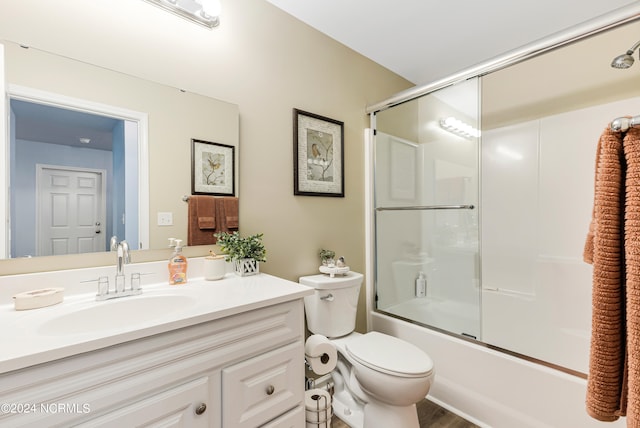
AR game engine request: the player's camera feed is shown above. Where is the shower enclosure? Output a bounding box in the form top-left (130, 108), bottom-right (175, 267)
top-left (373, 78), bottom-right (481, 339)
top-left (367, 7), bottom-right (640, 426)
top-left (369, 13), bottom-right (640, 377)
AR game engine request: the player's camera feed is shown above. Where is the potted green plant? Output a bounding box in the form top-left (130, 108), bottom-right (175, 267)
top-left (319, 249), bottom-right (335, 266)
top-left (214, 231), bottom-right (266, 276)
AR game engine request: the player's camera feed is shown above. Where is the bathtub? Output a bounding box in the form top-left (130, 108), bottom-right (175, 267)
top-left (371, 311), bottom-right (625, 428)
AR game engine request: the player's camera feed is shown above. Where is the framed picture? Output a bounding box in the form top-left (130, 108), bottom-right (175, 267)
top-left (293, 109), bottom-right (344, 197)
top-left (191, 139), bottom-right (235, 196)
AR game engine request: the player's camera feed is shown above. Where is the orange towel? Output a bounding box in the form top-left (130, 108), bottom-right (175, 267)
top-left (188, 195), bottom-right (217, 246)
top-left (585, 127), bottom-right (626, 422)
top-left (584, 127), bottom-right (640, 425)
top-left (221, 197), bottom-right (239, 230)
top-left (623, 127), bottom-right (640, 426)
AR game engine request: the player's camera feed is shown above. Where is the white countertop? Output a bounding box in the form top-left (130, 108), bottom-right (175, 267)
top-left (0, 265), bottom-right (313, 374)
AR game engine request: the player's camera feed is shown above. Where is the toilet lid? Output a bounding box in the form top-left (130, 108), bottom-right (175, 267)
top-left (345, 332), bottom-right (433, 378)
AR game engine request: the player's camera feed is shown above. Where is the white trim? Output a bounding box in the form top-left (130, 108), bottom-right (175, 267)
top-left (0, 44), bottom-right (7, 258)
top-left (3, 84), bottom-right (150, 255)
top-left (364, 128), bottom-right (375, 330)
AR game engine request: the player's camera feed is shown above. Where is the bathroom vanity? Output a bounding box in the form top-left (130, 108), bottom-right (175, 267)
top-left (0, 261), bottom-right (313, 427)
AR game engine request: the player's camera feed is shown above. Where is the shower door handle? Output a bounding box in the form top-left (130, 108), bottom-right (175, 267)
top-left (376, 204), bottom-right (474, 211)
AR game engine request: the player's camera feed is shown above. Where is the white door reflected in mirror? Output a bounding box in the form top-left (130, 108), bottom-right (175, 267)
top-left (37, 165), bottom-right (106, 256)
top-left (3, 85), bottom-right (149, 259)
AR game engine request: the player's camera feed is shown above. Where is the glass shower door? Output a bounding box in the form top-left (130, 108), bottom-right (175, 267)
top-left (373, 78), bottom-right (481, 339)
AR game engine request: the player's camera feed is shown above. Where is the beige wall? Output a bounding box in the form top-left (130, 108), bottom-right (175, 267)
top-left (0, 0), bottom-right (411, 331)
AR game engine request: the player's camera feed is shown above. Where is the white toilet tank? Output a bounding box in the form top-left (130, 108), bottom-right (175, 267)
top-left (300, 271), bottom-right (364, 338)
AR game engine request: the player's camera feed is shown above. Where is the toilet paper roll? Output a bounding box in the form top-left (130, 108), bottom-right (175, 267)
top-left (305, 389), bottom-right (332, 424)
top-left (305, 334), bottom-right (337, 375)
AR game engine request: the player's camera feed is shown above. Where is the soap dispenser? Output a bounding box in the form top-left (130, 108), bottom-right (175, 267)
top-left (168, 238), bottom-right (188, 285)
top-left (415, 271), bottom-right (426, 298)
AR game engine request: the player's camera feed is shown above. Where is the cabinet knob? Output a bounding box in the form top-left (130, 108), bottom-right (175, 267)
top-left (195, 403), bottom-right (207, 415)
top-left (266, 385), bottom-right (275, 395)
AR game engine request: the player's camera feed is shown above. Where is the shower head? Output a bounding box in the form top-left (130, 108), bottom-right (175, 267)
top-left (611, 51), bottom-right (635, 69)
top-left (611, 40), bottom-right (640, 69)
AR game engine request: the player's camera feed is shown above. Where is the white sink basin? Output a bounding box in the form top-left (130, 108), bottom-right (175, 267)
top-left (37, 294), bottom-right (198, 335)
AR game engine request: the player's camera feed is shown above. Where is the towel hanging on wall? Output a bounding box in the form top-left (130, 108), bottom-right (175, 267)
top-left (222, 197), bottom-right (239, 230)
top-left (187, 195), bottom-right (239, 246)
top-left (584, 126), bottom-right (640, 425)
top-left (188, 195), bottom-right (217, 246)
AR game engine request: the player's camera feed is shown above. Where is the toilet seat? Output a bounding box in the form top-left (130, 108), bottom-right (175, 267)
top-left (345, 332), bottom-right (433, 378)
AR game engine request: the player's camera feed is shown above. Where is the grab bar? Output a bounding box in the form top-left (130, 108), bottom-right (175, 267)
top-left (376, 204), bottom-right (474, 211)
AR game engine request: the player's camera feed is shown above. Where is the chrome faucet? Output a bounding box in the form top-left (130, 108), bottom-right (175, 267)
top-left (115, 240), bottom-right (130, 293)
top-left (93, 239), bottom-right (142, 301)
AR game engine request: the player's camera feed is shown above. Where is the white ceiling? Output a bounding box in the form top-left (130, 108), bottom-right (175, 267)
top-left (265, 0), bottom-right (639, 85)
top-left (11, 99), bottom-right (119, 151)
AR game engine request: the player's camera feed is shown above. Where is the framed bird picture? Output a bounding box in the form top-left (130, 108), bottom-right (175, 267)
top-left (191, 139), bottom-right (235, 196)
top-left (293, 108), bottom-right (345, 197)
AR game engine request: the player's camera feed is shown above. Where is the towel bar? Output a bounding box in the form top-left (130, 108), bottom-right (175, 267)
top-left (610, 115), bottom-right (640, 132)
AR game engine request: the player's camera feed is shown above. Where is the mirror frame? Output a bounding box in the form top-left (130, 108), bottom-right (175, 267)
top-left (1, 81), bottom-right (150, 258)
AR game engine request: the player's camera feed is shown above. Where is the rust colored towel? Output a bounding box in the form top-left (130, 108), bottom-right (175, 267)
top-left (221, 197), bottom-right (239, 230)
top-left (623, 127), bottom-right (640, 427)
top-left (188, 195), bottom-right (217, 246)
top-left (585, 128), bottom-right (627, 422)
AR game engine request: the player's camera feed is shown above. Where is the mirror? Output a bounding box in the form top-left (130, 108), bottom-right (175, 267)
top-left (9, 88), bottom-right (146, 258)
top-left (1, 40), bottom-right (240, 260)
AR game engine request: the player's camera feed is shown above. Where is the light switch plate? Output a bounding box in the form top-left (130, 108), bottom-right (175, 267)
top-left (157, 212), bottom-right (173, 226)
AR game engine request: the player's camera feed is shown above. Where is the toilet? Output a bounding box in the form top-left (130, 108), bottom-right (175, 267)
top-left (300, 271), bottom-right (434, 428)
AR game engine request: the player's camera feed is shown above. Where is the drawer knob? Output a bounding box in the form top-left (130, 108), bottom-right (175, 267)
top-left (266, 385), bottom-right (275, 395)
top-left (195, 403), bottom-right (207, 415)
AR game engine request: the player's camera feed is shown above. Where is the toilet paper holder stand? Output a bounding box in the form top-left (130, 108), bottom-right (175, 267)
top-left (307, 392), bottom-right (331, 427)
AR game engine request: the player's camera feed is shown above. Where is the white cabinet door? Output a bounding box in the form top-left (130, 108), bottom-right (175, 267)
top-left (222, 342), bottom-right (304, 428)
top-left (77, 377), bottom-right (212, 428)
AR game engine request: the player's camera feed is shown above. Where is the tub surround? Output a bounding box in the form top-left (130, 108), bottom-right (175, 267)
top-left (0, 259), bottom-right (314, 426)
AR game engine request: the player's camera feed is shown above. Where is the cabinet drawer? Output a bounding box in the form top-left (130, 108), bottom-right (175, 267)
top-left (222, 342), bottom-right (303, 428)
top-left (260, 405), bottom-right (304, 428)
top-left (77, 377), bottom-right (211, 428)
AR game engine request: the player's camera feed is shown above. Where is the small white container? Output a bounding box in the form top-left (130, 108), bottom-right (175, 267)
top-left (13, 288), bottom-right (64, 310)
top-left (204, 255), bottom-right (227, 280)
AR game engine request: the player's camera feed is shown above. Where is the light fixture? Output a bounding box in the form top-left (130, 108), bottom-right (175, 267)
top-left (78, 137), bottom-right (91, 144)
top-left (143, 0), bottom-right (221, 28)
top-left (439, 117), bottom-right (480, 139)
